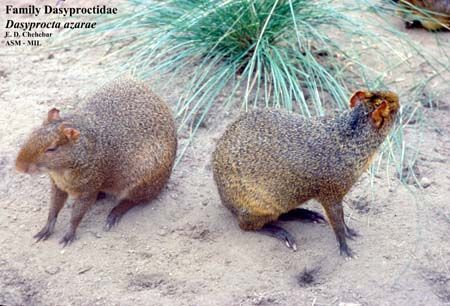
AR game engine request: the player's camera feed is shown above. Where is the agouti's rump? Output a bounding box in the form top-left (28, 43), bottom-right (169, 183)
top-left (212, 90), bottom-right (399, 257)
top-left (15, 78), bottom-right (177, 246)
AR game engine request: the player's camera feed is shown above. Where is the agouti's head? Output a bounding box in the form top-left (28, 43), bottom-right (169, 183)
top-left (16, 108), bottom-right (80, 174)
top-left (349, 90), bottom-right (400, 130)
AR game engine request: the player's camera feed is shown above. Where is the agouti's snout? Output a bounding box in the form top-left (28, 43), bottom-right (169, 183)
top-left (15, 159), bottom-right (30, 173)
top-left (16, 147), bottom-right (40, 174)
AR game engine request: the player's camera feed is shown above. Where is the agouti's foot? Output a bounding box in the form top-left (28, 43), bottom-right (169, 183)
top-left (59, 230), bottom-right (76, 247)
top-left (278, 208), bottom-right (326, 224)
top-left (405, 20), bottom-right (422, 29)
top-left (260, 224), bottom-right (297, 251)
top-left (34, 219), bottom-right (56, 242)
top-left (339, 243), bottom-right (356, 259)
top-left (104, 212), bottom-right (121, 231)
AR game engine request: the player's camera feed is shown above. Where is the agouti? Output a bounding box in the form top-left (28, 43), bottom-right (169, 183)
top-left (212, 90), bottom-right (399, 257)
top-left (15, 78), bottom-right (177, 246)
top-left (394, 0), bottom-right (450, 31)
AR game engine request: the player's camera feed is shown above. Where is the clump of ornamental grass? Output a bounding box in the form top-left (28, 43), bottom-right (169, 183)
top-left (55, 0), bottom-right (449, 181)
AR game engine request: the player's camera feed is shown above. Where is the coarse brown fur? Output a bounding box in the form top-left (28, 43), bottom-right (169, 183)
top-left (15, 78), bottom-right (177, 246)
top-left (395, 0), bottom-right (450, 30)
top-left (212, 90), bottom-right (400, 257)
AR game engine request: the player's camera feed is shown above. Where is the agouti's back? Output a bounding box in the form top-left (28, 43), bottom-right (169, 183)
top-left (212, 91), bottom-right (399, 256)
top-left (71, 78), bottom-right (177, 194)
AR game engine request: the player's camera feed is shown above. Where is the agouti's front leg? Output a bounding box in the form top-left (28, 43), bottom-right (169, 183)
top-left (34, 180), bottom-right (68, 242)
top-left (321, 200), bottom-right (354, 258)
top-left (59, 193), bottom-right (96, 247)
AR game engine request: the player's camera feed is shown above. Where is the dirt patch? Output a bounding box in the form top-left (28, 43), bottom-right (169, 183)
top-left (296, 267), bottom-right (322, 288)
top-left (0, 265), bottom-right (41, 306)
top-left (128, 273), bottom-right (171, 292)
top-left (421, 269), bottom-right (450, 303)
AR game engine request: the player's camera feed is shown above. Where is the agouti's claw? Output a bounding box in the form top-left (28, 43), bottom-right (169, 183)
top-left (314, 215), bottom-right (327, 224)
top-left (34, 228), bottom-right (52, 242)
top-left (59, 231), bottom-right (75, 247)
top-left (283, 234), bottom-right (297, 252)
top-left (307, 212), bottom-right (326, 224)
top-left (260, 224), bottom-right (297, 252)
top-left (104, 213), bottom-right (121, 231)
top-left (339, 244), bottom-right (355, 259)
top-left (286, 241), bottom-right (298, 252)
top-left (34, 220), bottom-right (56, 242)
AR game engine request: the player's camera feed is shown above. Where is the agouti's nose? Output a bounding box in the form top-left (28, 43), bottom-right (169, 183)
top-left (15, 161), bottom-right (29, 173)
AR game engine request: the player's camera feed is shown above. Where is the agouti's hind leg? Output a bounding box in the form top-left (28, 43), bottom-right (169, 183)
top-left (105, 178), bottom-right (165, 230)
top-left (238, 213), bottom-right (297, 251)
top-left (60, 193), bottom-right (97, 247)
top-left (34, 181), bottom-right (68, 242)
top-left (278, 208), bottom-right (326, 224)
top-left (259, 224), bottom-right (297, 251)
top-left (105, 199), bottom-right (141, 231)
top-left (321, 201), bottom-right (354, 258)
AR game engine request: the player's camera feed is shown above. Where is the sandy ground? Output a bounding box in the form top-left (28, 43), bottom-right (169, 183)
top-left (0, 0), bottom-right (449, 305)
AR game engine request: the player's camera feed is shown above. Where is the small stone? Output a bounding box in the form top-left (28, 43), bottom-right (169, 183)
top-left (420, 177), bottom-right (432, 188)
top-left (158, 229), bottom-right (168, 236)
top-left (202, 200), bottom-right (208, 206)
top-left (45, 266), bottom-right (60, 275)
top-left (78, 265), bottom-right (93, 274)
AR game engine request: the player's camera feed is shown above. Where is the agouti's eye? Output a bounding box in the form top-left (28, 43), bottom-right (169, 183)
top-left (45, 146), bottom-right (58, 153)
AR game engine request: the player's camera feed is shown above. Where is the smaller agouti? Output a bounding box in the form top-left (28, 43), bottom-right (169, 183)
top-left (394, 0), bottom-right (450, 31)
top-left (15, 78), bottom-right (177, 246)
top-left (212, 90), bottom-right (400, 257)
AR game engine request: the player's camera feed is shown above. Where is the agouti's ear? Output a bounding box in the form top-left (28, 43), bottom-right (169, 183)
top-left (62, 127), bottom-right (80, 141)
top-left (47, 108), bottom-right (61, 122)
top-left (371, 101), bottom-right (390, 128)
top-left (349, 91), bottom-right (367, 108)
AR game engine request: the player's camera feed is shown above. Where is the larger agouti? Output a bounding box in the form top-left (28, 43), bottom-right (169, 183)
top-left (212, 90), bottom-right (399, 257)
top-left (16, 78), bottom-right (177, 246)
